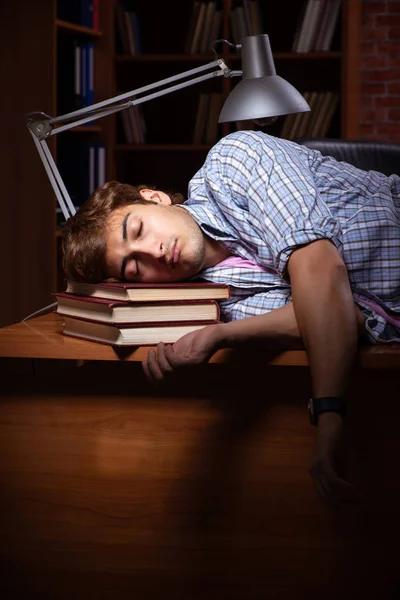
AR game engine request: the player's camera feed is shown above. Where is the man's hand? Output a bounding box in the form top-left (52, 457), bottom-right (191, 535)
top-left (142, 323), bottom-right (221, 382)
top-left (309, 412), bottom-right (364, 508)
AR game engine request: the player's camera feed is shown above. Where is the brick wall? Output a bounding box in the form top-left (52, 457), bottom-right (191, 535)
top-left (360, 0), bottom-right (400, 141)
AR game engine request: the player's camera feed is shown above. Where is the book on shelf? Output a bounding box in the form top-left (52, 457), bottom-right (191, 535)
top-left (65, 280), bottom-right (231, 302)
top-left (293, 0), bottom-right (342, 53)
top-left (58, 0), bottom-right (98, 27)
top-left (57, 36), bottom-right (95, 115)
top-left (317, 0), bottom-right (343, 51)
top-left (230, 0), bottom-right (264, 42)
top-left (309, 91), bottom-right (333, 137)
top-left (280, 91), bottom-right (314, 141)
top-left (246, 0), bottom-right (264, 35)
top-left (199, 1), bottom-right (217, 54)
top-left (54, 293), bottom-right (221, 325)
top-left (193, 92), bottom-right (223, 145)
top-left (61, 316), bottom-right (216, 346)
top-left (81, 0), bottom-right (99, 29)
top-left (120, 110), bottom-right (134, 144)
top-left (57, 141), bottom-right (105, 222)
top-left (115, 2), bottom-right (141, 55)
top-left (232, 5), bottom-right (247, 43)
top-left (120, 105), bottom-right (146, 144)
top-left (115, 3), bottom-right (130, 54)
top-left (124, 10), bottom-right (136, 55)
top-left (185, 1), bottom-right (201, 53)
top-left (303, 91), bottom-right (326, 137)
top-left (211, 7), bottom-right (223, 46)
top-left (193, 93), bottom-right (211, 144)
top-left (319, 92), bottom-right (339, 136)
top-left (205, 92), bottom-right (223, 145)
top-left (190, 0), bottom-right (208, 54)
top-left (280, 91), bottom-right (310, 140)
top-left (300, 0), bottom-right (325, 53)
top-left (290, 91), bottom-right (339, 141)
top-left (293, 90), bottom-right (319, 139)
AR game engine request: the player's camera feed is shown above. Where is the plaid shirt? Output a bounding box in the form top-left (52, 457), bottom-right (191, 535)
top-left (182, 131), bottom-right (400, 344)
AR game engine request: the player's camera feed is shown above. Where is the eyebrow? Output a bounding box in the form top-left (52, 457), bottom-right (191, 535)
top-left (120, 212), bottom-right (131, 279)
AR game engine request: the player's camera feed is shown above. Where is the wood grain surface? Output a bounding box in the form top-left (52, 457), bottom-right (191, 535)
top-left (1, 355), bottom-right (399, 599)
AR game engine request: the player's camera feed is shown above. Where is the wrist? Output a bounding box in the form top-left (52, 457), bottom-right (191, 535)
top-left (208, 322), bottom-right (227, 351)
top-left (317, 411), bottom-right (344, 427)
top-left (212, 322), bottom-right (231, 350)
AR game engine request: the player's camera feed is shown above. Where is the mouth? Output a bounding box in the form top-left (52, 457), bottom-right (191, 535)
top-left (168, 239), bottom-right (179, 268)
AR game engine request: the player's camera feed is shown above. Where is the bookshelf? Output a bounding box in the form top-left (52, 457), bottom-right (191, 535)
top-left (0, 0), bottom-right (360, 326)
top-left (110, 0), bottom-right (361, 192)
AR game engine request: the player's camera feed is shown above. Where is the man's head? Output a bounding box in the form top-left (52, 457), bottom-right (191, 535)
top-left (61, 181), bottom-right (207, 283)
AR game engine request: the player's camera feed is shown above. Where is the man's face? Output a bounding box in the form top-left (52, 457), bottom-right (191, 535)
top-left (104, 200), bottom-right (206, 283)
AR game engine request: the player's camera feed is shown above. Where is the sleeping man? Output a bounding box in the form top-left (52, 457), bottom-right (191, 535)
top-left (62, 130), bottom-right (400, 506)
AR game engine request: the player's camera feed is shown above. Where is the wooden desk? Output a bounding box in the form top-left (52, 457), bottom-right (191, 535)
top-left (1, 314), bottom-right (399, 599)
top-left (1, 312), bottom-right (399, 367)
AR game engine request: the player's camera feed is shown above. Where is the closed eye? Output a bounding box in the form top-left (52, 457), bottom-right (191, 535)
top-left (137, 221), bottom-right (143, 239)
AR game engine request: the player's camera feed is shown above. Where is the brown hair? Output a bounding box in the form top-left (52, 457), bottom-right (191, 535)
top-left (61, 181), bottom-right (185, 283)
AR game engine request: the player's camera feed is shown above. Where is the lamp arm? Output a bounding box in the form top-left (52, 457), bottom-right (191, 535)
top-left (25, 57), bottom-right (238, 222)
top-left (29, 129), bottom-right (77, 221)
top-left (26, 59), bottom-right (234, 139)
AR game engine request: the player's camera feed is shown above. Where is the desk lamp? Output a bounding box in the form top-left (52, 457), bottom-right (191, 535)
top-left (26, 34), bottom-right (309, 222)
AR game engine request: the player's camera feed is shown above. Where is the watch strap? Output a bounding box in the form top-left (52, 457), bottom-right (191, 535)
top-left (308, 396), bottom-right (346, 426)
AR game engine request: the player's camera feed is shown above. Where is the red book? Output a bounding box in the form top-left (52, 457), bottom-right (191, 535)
top-left (65, 280), bottom-right (231, 302)
top-left (60, 315), bottom-right (215, 346)
top-left (54, 292), bottom-right (221, 325)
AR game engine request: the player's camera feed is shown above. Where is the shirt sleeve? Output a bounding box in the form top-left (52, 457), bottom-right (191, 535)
top-left (219, 289), bottom-right (291, 321)
top-left (208, 132), bottom-right (344, 278)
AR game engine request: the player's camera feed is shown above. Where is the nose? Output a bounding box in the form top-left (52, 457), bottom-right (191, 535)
top-left (135, 237), bottom-right (164, 262)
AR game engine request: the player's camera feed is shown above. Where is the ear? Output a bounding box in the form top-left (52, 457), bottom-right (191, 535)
top-left (139, 189), bottom-right (172, 205)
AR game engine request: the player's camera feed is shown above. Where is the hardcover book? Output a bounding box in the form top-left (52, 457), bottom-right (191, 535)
top-left (61, 316), bottom-right (214, 346)
top-left (65, 280), bottom-right (231, 302)
top-left (54, 293), bottom-right (221, 325)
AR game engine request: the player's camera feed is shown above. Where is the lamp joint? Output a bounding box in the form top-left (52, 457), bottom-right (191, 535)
top-left (25, 113), bottom-right (53, 140)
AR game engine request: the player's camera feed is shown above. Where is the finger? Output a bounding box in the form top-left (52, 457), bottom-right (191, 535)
top-left (142, 351), bottom-right (161, 383)
top-left (145, 348), bottom-right (165, 382)
top-left (310, 469), bottom-right (339, 508)
top-left (310, 464), bottom-right (349, 509)
top-left (322, 465), bottom-right (364, 505)
top-left (329, 477), bottom-right (364, 505)
top-left (142, 358), bottom-right (152, 381)
top-left (156, 342), bottom-right (174, 374)
top-left (312, 476), bottom-right (332, 507)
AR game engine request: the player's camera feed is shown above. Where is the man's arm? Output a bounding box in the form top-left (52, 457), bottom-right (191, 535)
top-left (287, 238), bottom-right (364, 506)
top-left (143, 238), bottom-right (365, 506)
top-left (144, 269), bottom-right (365, 374)
top-left (287, 238), bottom-right (360, 397)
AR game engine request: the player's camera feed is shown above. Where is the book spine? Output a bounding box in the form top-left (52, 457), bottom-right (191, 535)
top-left (92, 0), bottom-right (99, 29)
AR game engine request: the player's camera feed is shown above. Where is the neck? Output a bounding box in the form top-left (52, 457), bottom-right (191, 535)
top-left (203, 234), bottom-right (231, 269)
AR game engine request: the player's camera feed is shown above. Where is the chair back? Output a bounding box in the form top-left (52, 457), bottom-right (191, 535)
top-left (296, 138), bottom-right (400, 176)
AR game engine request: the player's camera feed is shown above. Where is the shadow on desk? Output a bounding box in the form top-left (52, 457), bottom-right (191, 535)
top-left (1, 340), bottom-right (399, 600)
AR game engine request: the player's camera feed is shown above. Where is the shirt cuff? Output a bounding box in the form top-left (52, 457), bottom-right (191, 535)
top-left (275, 220), bottom-right (343, 277)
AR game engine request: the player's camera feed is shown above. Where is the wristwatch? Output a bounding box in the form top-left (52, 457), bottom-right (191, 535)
top-left (308, 396), bottom-right (346, 426)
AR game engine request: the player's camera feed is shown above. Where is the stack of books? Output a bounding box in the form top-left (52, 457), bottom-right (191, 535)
top-left (54, 280), bottom-right (231, 346)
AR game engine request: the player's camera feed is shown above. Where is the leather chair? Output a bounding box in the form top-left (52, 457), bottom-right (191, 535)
top-left (295, 138), bottom-right (400, 176)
